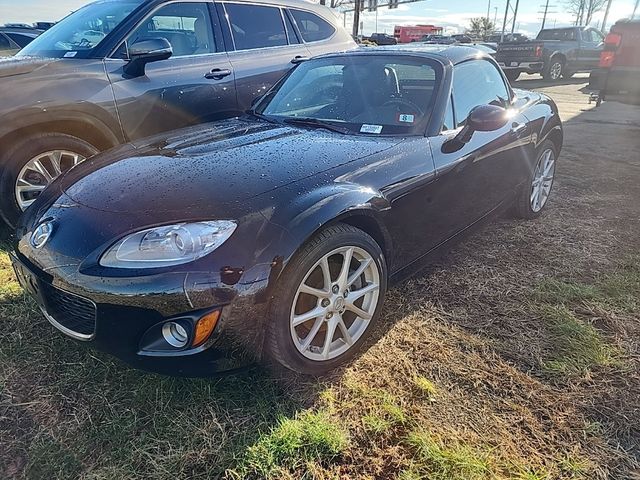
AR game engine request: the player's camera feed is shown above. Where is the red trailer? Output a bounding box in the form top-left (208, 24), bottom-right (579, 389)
top-left (393, 25), bottom-right (443, 43)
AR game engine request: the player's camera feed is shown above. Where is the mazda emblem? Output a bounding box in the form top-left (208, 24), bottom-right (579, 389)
top-left (30, 221), bottom-right (54, 249)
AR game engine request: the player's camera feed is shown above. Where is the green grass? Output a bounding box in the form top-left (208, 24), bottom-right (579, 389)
top-left (404, 429), bottom-right (493, 480)
top-left (230, 410), bottom-right (347, 479)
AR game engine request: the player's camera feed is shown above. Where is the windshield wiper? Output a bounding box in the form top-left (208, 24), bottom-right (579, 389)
top-left (281, 117), bottom-right (350, 135)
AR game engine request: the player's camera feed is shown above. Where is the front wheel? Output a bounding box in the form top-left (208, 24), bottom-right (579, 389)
top-left (266, 224), bottom-right (387, 375)
top-left (0, 133), bottom-right (98, 226)
top-left (543, 58), bottom-right (564, 82)
top-left (514, 140), bottom-right (558, 219)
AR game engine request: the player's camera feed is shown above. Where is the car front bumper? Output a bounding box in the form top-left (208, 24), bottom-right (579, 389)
top-left (10, 250), bottom-right (271, 377)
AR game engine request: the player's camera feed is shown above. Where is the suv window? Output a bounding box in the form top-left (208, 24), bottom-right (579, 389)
top-left (6, 33), bottom-right (33, 48)
top-left (0, 34), bottom-right (11, 50)
top-left (127, 2), bottom-right (216, 57)
top-left (225, 3), bottom-right (287, 50)
top-left (453, 60), bottom-right (509, 127)
top-left (290, 9), bottom-right (334, 42)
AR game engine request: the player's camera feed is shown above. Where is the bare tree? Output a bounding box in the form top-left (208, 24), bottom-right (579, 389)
top-left (565, 0), bottom-right (608, 25)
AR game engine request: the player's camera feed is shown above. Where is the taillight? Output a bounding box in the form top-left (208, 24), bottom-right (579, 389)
top-left (600, 51), bottom-right (615, 68)
top-left (604, 32), bottom-right (622, 48)
top-left (535, 45), bottom-right (543, 57)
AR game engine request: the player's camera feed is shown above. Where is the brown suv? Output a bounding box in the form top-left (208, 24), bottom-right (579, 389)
top-left (0, 0), bottom-right (355, 226)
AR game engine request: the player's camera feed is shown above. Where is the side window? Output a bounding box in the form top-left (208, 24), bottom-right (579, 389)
top-left (225, 3), bottom-right (287, 50)
top-left (591, 29), bottom-right (604, 43)
top-left (0, 34), bottom-right (11, 50)
top-left (452, 60), bottom-right (510, 128)
top-left (582, 29), bottom-right (594, 43)
top-left (442, 96), bottom-right (455, 132)
top-left (290, 9), bottom-right (335, 42)
top-left (283, 11), bottom-right (300, 45)
top-left (6, 33), bottom-right (32, 48)
top-left (126, 2), bottom-right (216, 58)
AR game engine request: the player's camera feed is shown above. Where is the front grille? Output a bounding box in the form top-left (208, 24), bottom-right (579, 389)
top-left (40, 283), bottom-right (97, 337)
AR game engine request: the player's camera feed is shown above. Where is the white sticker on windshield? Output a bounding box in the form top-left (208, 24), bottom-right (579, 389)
top-left (360, 124), bottom-right (383, 134)
top-left (397, 113), bottom-right (415, 123)
top-left (63, 51), bottom-right (78, 58)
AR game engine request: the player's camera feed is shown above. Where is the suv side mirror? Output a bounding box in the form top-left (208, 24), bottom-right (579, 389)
top-left (123, 38), bottom-right (173, 78)
top-left (443, 104), bottom-right (509, 152)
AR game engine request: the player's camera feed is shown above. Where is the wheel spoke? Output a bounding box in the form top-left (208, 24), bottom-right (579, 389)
top-left (347, 257), bottom-right (372, 287)
top-left (49, 151), bottom-right (63, 176)
top-left (322, 318), bottom-right (338, 359)
top-left (300, 317), bottom-right (325, 352)
top-left (337, 316), bottom-right (353, 346)
top-left (299, 283), bottom-right (328, 298)
top-left (293, 306), bottom-right (325, 327)
top-left (32, 158), bottom-right (54, 183)
top-left (345, 301), bottom-right (373, 320)
top-left (320, 257), bottom-right (332, 291)
top-left (337, 247), bottom-right (353, 289)
top-left (348, 282), bottom-right (379, 302)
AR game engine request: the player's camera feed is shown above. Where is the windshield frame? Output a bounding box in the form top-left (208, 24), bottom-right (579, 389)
top-left (16, 0), bottom-right (147, 59)
top-left (253, 53), bottom-right (445, 137)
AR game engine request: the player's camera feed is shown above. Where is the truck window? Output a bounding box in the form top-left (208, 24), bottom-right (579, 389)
top-left (537, 28), bottom-right (576, 41)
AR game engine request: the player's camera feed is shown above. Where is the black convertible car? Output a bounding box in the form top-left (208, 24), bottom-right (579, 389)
top-left (12, 45), bottom-right (563, 376)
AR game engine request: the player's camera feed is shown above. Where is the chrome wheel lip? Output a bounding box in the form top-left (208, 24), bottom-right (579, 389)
top-left (549, 62), bottom-right (562, 80)
top-left (15, 150), bottom-right (86, 211)
top-left (290, 245), bottom-right (380, 362)
top-left (530, 148), bottom-right (556, 213)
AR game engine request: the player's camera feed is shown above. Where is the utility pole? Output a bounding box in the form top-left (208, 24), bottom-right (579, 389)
top-left (601, 0), bottom-right (613, 32)
top-left (511, 0), bottom-right (520, 33)
top-left (501, 0), bottom-right (510, 42)
top-left (352, 0), bottom-right (361, 37)
top-left (541, 0), bottom-right (550, 30)
top-left (486, 0), bottom-right (491, 22)
top-left (494, 6), bottom-right (498, 25)
top-left (633, 0), bottom-right (639, 19)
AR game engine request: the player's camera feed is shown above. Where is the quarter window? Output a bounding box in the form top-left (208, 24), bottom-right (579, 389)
top-left (442, 95), bottom-right (454, 131)
top-left (0, 34), bottom-right (11, 50)
top-left (290, 9), bottom-right (335, 42)
top-left (126, 2), bottom-right (216, 58)
top-left (452, 60), bottom-right (510, 127)
top-left (6, 33), bottom-right (33, 48)
top-left (225, 3), bottom-right (287, 50)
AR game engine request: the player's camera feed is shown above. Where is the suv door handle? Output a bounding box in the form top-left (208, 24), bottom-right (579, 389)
top-left (291, 56), bottom-right (309, 64)
top-left (205, 68), bottom-right (232, 80)
top-left (510, 122), bottom-right (527, 137)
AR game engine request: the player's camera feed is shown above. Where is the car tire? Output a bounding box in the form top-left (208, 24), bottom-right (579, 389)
top-left (265, 223), bottom-right (388, 375)
top-left (514, 140), bottom-right (558, 219)
top-left (0, 133), bottom-right (99, 226)
top-left (543, 57), bottom-right (564, 82)
top-left (505, 71), bottom-right (521, 82)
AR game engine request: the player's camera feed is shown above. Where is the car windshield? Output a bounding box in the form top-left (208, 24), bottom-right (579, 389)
top-left (256, 55), bottom-right (441, 135)
top-left (17, 0), bottom-right (143, 58)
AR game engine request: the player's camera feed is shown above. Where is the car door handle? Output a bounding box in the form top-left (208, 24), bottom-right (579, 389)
top-left (510, 122), bottom-right (527, 137)
top-left (205, 68), bottom-right (232, 80)
top-left (291, 56), bottom-right (309, 65)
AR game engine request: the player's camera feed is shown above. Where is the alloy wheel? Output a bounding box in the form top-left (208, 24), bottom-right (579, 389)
top-left (15, 150), bottom-right (86, 210)
top-left (549, 62), bottom-right (562, 80)
top-left (530, 148), bottom-right (556, 213)
top-left (290, 245), bottom-right (381, 361)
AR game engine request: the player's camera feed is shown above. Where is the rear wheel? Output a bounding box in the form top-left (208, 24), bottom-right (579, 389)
top-left (514, 140), bottom-right (558, 219)
top-left (543, 58), bottom-right (564, 82)
top-left (0, 133), bottom-right (98, 226)
top-left (266, 224), bottom-right (387, 375)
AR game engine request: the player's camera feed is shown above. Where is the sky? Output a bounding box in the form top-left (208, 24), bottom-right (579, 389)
top-left (0, 0), bottom-right (637, 36)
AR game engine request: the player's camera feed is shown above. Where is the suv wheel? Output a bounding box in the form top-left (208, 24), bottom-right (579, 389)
top-left (266, 224), bottom-right (387, 375)
top-left (544, 58), bottom-right (564, 82)
top-left (0, 133), bottom-right (98, 226)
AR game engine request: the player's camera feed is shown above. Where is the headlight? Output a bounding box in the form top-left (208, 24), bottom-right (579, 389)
top-left (99, 221), bottom-right (237, 269)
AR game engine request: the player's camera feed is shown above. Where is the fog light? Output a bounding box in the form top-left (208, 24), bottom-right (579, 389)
top-left (193, 310), bottom-right (220, 347)
top-left (162, 321), bottom-right (189, 348)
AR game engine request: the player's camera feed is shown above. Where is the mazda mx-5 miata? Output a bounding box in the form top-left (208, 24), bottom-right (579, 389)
top-left (12, 46), bottom-right (563, 376)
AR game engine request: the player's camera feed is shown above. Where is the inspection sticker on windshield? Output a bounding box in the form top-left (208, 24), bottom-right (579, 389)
top-left (360, 124), bottom-right (383, 134)
top-left (397, 113), bottom-right (415, 124)
top-left (63, 51), bottom-right (78, 58)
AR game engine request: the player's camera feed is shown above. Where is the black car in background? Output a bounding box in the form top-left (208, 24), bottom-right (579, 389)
top-left (12, 45), bottom-right (563, 376)
top-left (0, 27), bottom-right (41, 56)
top-left (368, 33), bottom-right (397, 45)
top-left (0, 0), bottom-right (355, 226)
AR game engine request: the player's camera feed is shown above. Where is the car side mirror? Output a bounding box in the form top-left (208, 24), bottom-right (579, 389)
top-left (442, 104), bottom-right (509, 153)
top-left (123, 38), bottom-right (173, 78)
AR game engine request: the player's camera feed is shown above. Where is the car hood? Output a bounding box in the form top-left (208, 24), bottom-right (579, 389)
top-left (59, 118), bottom-right (401, 215)
top-left (0, 56), bottom-right (57, 78)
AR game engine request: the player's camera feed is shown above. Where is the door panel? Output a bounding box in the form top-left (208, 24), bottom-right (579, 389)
top-left (106, 1), bottom-right (238, 141)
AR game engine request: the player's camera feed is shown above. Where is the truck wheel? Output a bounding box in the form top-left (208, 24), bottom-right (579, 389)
top-left (0, 133), bottom-right (99, 227)
top-left (505, 71), bottom-right (521, 82)
top-left (543, 58), bottom-right (564, 82)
